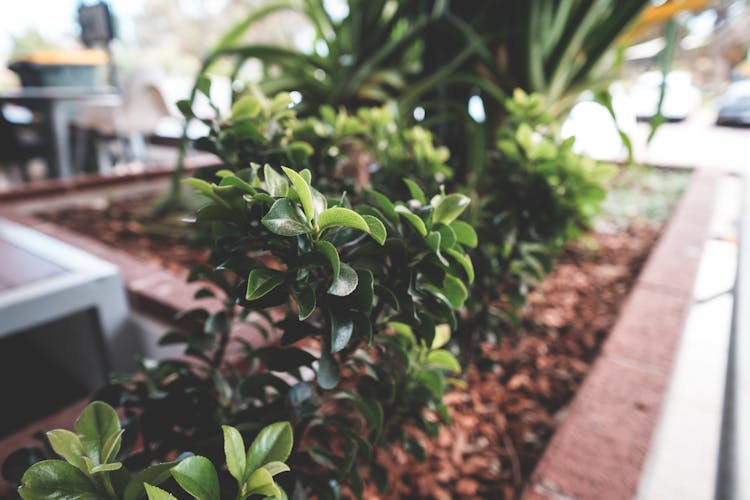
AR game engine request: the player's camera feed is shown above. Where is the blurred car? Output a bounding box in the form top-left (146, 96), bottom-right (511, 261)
top-left (716, 80), bottom-right (750, 126)
top-left (630, 70), bottom-right (701, 121)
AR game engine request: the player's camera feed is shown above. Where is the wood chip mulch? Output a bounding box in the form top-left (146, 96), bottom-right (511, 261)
top-left (363, 223), bottom-right (661, 499)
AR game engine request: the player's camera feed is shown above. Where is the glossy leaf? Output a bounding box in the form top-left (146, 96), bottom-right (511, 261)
top-left (124, 460), bottom-right (182, 500)
top-left (450, 220), bottom-right (478, 247)
top-left (246, 268), bottom-right (285, 301)
top-left (282, 166), bottom-right (315, 221)
top-left (262, 198), bottom-right (310, 236)
top-left (444, 248), bottom-right (475, 283)
top-left (222, 426), bottom-right (246, 483)
top-left (263, 164), bottom-right (289, 197)
top-left (317, 350), bottom-right (340, 390)
top-left (171, 456), bottom-right (220, 500)
top-left (432, 194), bottom-right (471, 225)
top-left (144, 484), bottom-right (177, 500)
top-left (245, 422), bottom-right (294, 476)
top-left (293, 285), bottom-right (316, 320)
top-left (318, 207), bottom-right (370, 233)
top-left (46, 430), bottom-right (86, 473)
top-left (362, 215), bottom-right (387, 245)
top-left (442, 274), bottom-right (468, 308)
top-left (403, 179), bottom-right (426, 204)
top-left (18, 460), bottom-right (99, 500)
top-left (74, 401), bottom-right (120, 466)
top-left (431, 324), bottom-right (451, 350)
top-left (315, 240), bottom-right (340, 283)
top-left (394, 205), bottom-right (427, 236)
top-left (262, 461), bottom-right (290, 477)
top-left (328, 262), bottom-right (358, 297)
top-left (245, 467), bottom-right (281, 498)
top-left (330, 312), bottom-right (354, 353)
top-left (427, 350), bottom-right (461, 373)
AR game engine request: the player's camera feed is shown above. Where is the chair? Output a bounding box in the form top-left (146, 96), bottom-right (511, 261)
top-left (73, 66), bottom-right (176, 172)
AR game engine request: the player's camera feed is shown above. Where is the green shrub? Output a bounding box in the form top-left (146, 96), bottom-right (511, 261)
top-left (17, 401), bottom-right (292, 500)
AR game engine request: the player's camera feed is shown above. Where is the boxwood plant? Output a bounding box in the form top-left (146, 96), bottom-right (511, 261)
top-left (93, 163), bottom-right (473, 497)
top-left (17, 401), bottom-right (292, 500)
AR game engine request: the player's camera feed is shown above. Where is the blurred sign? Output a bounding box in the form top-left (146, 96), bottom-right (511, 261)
top-left (78, 2), bottom-right (114, 46)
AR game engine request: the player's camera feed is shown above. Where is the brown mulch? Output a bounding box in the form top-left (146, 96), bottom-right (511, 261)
top-left (34, 194), bottom-right (208, 278)
top-left (34, 197), bottom-right (661, 499)
top-left (364, 223), bottom-right (661, 499)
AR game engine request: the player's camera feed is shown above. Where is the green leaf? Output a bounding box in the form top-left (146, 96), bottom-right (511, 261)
top-left (171, 456), bottom-right (220, 500)
top-left (262, 198), bottom-right (310, 236)
top-left (442, 274), bottom-right (468, 308)
top-left (318, 207), bottom-right (370, 233)
top-left (246, 268), bottom-right (285, 301)
top-left (328, 262), bottom-right (358, 296)
top-left (73, 401), bottom-right (120, 466)
top-left (245, 468), bottom-right (281, 498)
top-left (450, 221), bottom-right (478, 247)
top-left (245, 422), bottom-right (294, 476)
top-left (18, 460), bottom-right (99, 500)
top-left (330, 312), bottom-right (354, 353)
top-left (196, 75), bottom-right (211, 98)
top-left (144, 484), bottom-right (178, 500)
top-left (315, 240), bottom-right (340, 283)
top-left (395, 205), bottom-right (427, 237)
top-left (46, 430), bottom-right (86, 473)
top-left (362, 215), bottom-right (387, 245)
top-left (89, 462), bottom-right (122, 474)
top-left (282, 167), bottom-right (315, 222)
top-left (427, 350), bottom-right (461, 373)
top-left (444, 248), bottom-right (475, 283)
top-left (433, 194), bottom-right (470, 225)
top-left (124, 461), bottom-right (182, 500)
top-left (222, 426), bottom-right (246, 484)
top-left (230, 95), bottom-right (261, 121)
top-left (437, 225), bottom-right (457, 249)
top-left (101, 429), bottom-right (124, 464)
top-left (369, 190), bottom-right (398, 222)
top-left (318, 350), bottom-right (340, 390)
top-left (403, 179), bottom-right (426, 204)
top-left (432, 324), bottom-right (451, 349)
top-left (293, 285), bottom-right (316, 321)
top-left (262, 461), bottom-right (290, 477)
top-left (263, 164), bottom-right (289, 197)
top-left (416, 370), bottom-right (445, 397)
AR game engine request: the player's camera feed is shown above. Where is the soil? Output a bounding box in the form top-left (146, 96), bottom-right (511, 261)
top-left (33, 195), bottom-right (661, 499)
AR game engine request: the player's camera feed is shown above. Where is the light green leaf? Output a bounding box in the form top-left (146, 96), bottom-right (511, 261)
top-left (262, 461), bottom-right (290, 477)
top-left (144, 484), bottom-right (178, 500)
top-left (222, 425), bottom-right (246, 484)
top-left (432, 324), bottom-right (451, 349)
top-left (89, 462), bottom-right (122, 474)
top-left (444, 248), bottom-right (475, 283)
top-left (362, 215), bottom-right (387, 245)
top-left (318, 207), bottom-right (370, 233)
top-left (245, 422), bottom-right (294, 478)
top-left (315, 240), bottom-right (340, 283)
top-left (427, 350), bottom-right (461, 373)
top-left (101, 429), bottom-right (124, 464)
top-left (433, 194), bottom-right (471, 225)
top-left (46, 430), bottom-right (86, 473)
top-left (282, 167), bottom-right (315, 222)
top-left (231, 95), bottom-right (261, 121)
top-left (450, 221), bottom-right (478, 248)
top-left (262, 198), bottom-right (310, 236)
top-left (395, 205), bottom-right (427, 237)
top-left (171, 456), bottom-right (220, 500)
top-left (264, 165), bottom-right (288, 197)
top-left (73, 401), bottom-right (121, 466)
top-left (328, 262), bottom-right (358, 296)
top-left (403, 179), bottom-right (426, 204)
top-left (246, 269), bottom-right (284, 301)
top-left (442, 274), bottom-right (468, 308)
top-left (18, 460), bottom-right (99, 500)
top-left (245, 468), bottom-right (281, 498)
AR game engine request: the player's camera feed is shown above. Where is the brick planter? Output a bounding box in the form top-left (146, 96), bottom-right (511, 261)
top-left (523, 169), bottom-right (719, 500)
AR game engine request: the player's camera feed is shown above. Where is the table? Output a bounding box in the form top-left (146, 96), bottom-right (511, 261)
top-left (0, 87), bottom-right (121, 178)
